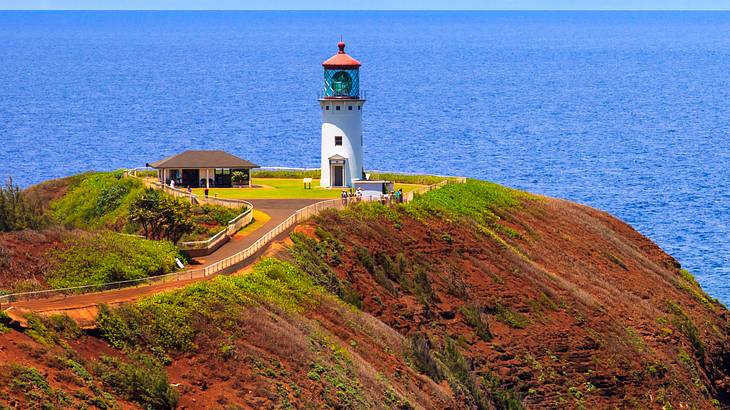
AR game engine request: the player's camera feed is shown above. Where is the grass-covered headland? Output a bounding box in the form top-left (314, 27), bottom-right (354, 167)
top-left (0, 177), bottom-right (728, 409)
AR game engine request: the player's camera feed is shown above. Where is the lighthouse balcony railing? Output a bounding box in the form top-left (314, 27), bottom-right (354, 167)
top-left (318, 90), bottom-right (367, 100)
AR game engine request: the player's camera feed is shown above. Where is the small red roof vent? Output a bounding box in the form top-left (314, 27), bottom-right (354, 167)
top-left (322, 41), bottom-right (361, 69)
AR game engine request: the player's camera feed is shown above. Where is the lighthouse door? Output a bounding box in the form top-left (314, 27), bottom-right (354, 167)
top-left (333, 165), bottom-right (344, 187)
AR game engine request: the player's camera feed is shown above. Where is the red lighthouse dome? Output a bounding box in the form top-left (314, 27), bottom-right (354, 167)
top-left (322, 41), bottom-right (361, 69)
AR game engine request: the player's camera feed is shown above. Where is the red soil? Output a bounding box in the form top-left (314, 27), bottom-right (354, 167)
top-left (302, 196), bottom-right (729, 409)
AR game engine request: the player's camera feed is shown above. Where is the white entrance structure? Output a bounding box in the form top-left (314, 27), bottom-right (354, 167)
top-left (319, 41), bottom-right (365, 188)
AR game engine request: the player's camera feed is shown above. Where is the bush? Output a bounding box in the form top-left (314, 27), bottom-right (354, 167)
top-left (289, 232), bottom-right (362, 308)
top-left (0, 177), bottom-right (45, 232)
top-left (47, 232), bottom-right (180, 288)
top-left (50, 172), bottom-right (144, 229)
top-left (252, 169), bottom-right (321, 179)
top-left (494, 304), bottom-right (530, 329)
top-left (97, 259), bottom-right (321, 353)
top-left (96, 354), bottom-right (179, 410)
top-left (129, 188), bottom-right (194, 243)
top-left (410, 333), bottom-right (445, 382)
top-left (460, 304), bottom-right (492, 341)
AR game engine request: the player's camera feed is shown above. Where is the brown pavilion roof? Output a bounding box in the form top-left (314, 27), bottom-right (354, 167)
top-left (148, 150), bottom-right (259, 169)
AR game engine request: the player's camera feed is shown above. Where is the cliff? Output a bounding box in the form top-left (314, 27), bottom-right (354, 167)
top-left (0, 179), bottom-right (727, 409)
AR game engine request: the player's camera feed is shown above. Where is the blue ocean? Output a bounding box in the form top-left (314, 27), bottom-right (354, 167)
top-left (0, 11), bottom-right (728, 303)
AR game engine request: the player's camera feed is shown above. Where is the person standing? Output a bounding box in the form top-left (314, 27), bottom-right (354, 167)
top-left (204, 187), bottom-right (209, 198)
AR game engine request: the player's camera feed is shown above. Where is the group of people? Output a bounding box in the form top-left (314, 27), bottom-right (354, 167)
top-left (169, 180), bottom-right (209, 198)
top-left (340, 187), bottom-right (405, 205)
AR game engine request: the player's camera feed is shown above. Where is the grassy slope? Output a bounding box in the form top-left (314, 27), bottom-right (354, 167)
top-left (1, 179), bottom-right (727, 409)
top-left (299, 179), bottom-right (729, 409)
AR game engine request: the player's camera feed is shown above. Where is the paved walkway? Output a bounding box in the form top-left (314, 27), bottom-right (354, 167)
top-left (4, 199), bottom-right (321, 316)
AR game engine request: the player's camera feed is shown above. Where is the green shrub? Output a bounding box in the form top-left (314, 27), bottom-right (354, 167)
top-left (0, 177), bottom-right (45, 232)
top-left (460, 304), bottom-right (492, 341)
top-left (289, 232), bottom-right (362, 308)
top-left (47, 232), bottom-right (180, 288)
top-left (667, 300), bottom-right (704, 360)
top-left (439, 337), bottom-right (491, 409)
top-left (252, 169), bottom-right (321, 178)
top-left (96, 354), bottom-right (179, 410)
top-left (410, 333), bottom-right (445, 382)
top-left (97, 304), bottom-right (131, 349)
top-left (50, 172), bottom-right (144, 229)
top-left (198, 203), bottom-right (242, 226)
top-left (97, 259), bottom-right (320, 353)
top-left (494, 304), bottom-right (530, 329)
top-left (4, 364), bottom-right (71, 407)
top-left (129, 188), bottom-right (194, 243)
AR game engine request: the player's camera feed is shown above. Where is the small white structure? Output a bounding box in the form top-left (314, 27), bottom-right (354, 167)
top-left (354, 180), bottom-right (394, 197)
top-left (320, 41), bottom-right (365, 188)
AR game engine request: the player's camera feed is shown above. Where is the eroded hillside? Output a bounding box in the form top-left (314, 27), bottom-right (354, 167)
top-left (0, 179), bottom-right (728, 409)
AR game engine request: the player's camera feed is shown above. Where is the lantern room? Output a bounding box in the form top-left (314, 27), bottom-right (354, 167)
top-left (322, 41), bottom-right (361, 99)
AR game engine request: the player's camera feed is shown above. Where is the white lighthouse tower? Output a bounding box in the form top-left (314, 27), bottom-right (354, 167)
top-left (319, 41), bottom-right (365, 188)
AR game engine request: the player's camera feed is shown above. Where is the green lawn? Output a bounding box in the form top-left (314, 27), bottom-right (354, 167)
top-left (192, 178), bottom-right (425, 200)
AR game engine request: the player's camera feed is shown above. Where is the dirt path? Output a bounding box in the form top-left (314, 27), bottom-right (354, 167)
top-left (4, 199), bottom-right (320, 321)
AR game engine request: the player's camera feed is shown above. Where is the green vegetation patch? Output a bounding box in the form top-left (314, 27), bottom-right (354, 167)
top-left (406, 179), bottom-right (532, 234)
top-left (97, 258), bottom-right (321, 352)
top-left (46, 232), bottom-right (180, 289)
top-left (460, 304), bottom-right (493, 341)
top-left (666, 300), bottom-right (705, 361)
top-left (94, 353), bottom-right (179, 410)
top-left (50, 171), bottom-right (145, 229)
top-left (674, 269), bottom-right (715, 310)
top-left (2, 363), bottom-right (72, 408)
top-left (0, 178), bottom-right (46, 232)
top-left (494, 304), bottom-right (531, 329)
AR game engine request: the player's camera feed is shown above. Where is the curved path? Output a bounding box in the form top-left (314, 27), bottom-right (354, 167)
top-left (4, 199), bottom-right (321, 319)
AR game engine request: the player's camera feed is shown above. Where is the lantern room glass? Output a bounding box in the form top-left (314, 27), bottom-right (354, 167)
top-left (324, 69), bottom-right (360, 98)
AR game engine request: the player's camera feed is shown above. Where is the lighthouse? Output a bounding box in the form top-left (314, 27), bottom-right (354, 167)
top-left (319, 41), bottom-right (364, 188)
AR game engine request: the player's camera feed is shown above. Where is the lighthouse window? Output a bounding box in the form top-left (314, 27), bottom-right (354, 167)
top-left (348, 106), bottom-right (353, 110)
top-left (336, 105), bottom-right (341, 111)
top-left (335, 136), bottom-right (343, 146)
top-left (358, 106), bottom-right (361, 110)
top-left (325, 106), bottom-right (330, 110)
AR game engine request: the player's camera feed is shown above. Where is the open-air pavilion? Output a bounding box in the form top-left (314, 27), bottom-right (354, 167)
top-left (148, 150), bottom-right (259, 188)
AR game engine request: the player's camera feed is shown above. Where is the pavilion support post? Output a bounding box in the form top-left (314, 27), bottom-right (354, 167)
top-left (206, 169), bottom-right (210, 188)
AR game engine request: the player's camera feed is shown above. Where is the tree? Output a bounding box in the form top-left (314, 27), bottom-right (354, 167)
top-left (0, 177), bottom-right (44, 232)
top-left (129, 189), bottom-right (194, 243)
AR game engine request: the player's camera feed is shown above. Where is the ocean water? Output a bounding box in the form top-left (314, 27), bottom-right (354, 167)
top-left (0, 11), bottom-right (728, 303)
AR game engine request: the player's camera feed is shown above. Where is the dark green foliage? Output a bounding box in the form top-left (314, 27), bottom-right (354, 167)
top-left (460, 304), bottom-right (492, 341)
top-left (50, 172), bottom-right (144, 229)
top-left (129, 188), bottom-right (195, 243)
top-left (97, 304), bottom-right (131, 349)
top-left (355, 246), bottom-right (398, 295)
top-left (289, 231), bottom-right (362, 308)
top-left (0, 177), bottom-right (45, 232)
top-left (252, 169), bottom-right (321, 178)
top-left (667, 300), bottom-right (705, 361)
top-left (5, 364), bottom-right (71, 408)
top-left (409, 333), bottom-right (445, 382)
top-left (481, 373), bottom-right (524, 410)
top-left (494, 304), bottom-right (530, 329)
top-left (96, 259), bottom-right (320, 353)
top-left (95, 354), bottom-right (179, 410)
top-left (47, 232), bottom-right (180, 288)
top-left (440, 337), bottom-right (491, 409)
top-left (413, 266), bottom-right (436, 304)
top-left (197, 203), bottom-right (243, 226)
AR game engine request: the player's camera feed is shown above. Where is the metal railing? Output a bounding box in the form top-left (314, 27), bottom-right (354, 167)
top-left (0, 176), bottom-right (465, 307)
